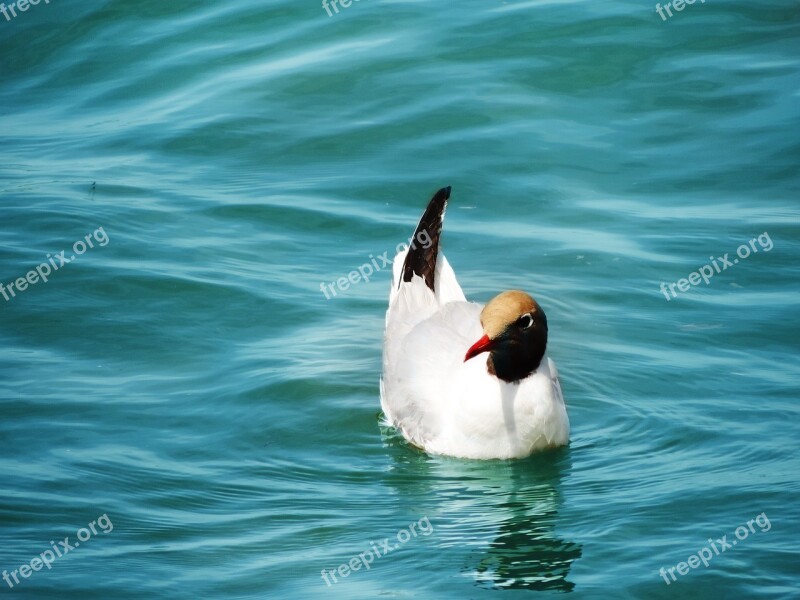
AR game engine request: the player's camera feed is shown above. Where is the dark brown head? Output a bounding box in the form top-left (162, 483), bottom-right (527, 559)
top-left (464, 290), bottom-right (548, 383)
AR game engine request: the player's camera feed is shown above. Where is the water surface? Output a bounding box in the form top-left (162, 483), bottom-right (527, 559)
top-left (1, 0), bottom-right (798, 598)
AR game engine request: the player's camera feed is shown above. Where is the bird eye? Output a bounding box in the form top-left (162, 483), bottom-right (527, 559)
top-left (519, 314), bottom-right (534, 329)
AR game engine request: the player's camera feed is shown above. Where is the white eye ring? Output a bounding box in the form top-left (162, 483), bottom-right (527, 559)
top-left (519, 314), bottom-right (534, 329)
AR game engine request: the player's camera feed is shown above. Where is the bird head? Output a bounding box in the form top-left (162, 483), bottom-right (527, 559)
top-left (464, 290), bottom-right (549, 383)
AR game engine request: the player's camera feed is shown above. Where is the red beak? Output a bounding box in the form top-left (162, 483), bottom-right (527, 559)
top-left (464, 334), bottom-right (494, 362)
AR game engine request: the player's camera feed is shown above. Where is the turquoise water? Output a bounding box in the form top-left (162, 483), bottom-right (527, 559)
top-left (1, 0), bottom-right (799, 598)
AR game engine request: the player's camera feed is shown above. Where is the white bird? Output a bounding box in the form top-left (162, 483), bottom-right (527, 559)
top-left (380, 186), bottom-right (570, 460)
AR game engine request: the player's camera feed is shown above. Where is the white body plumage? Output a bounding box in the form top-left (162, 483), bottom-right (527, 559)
top-left (381, 249), bottom-right (569, 460)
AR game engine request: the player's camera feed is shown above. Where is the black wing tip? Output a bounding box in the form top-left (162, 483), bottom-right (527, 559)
top-left (423, 185), bottom-right (452, 224)
top-left (400, 185), bottom-right (452, 291)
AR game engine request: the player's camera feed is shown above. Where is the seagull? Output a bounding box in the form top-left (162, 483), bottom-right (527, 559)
top-left (380, 186), bottom-right (569, 459)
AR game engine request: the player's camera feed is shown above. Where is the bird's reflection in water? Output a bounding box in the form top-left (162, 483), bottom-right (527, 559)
top-left (382, 424), bottom-right (582, 592)
top-left (471, 474), bottom-right (582, 591)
